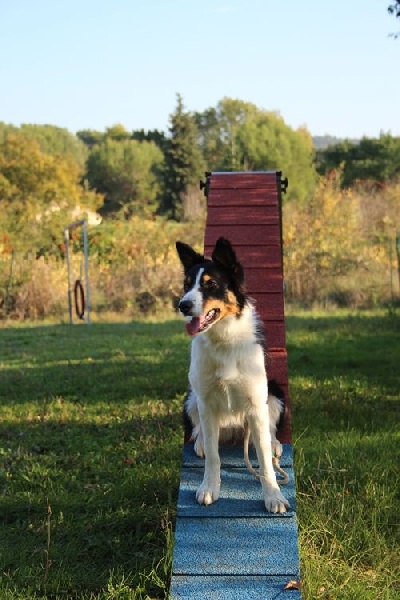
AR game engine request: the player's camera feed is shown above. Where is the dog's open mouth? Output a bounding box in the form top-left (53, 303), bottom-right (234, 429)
top-left (185, 308), bottom-right (220, 336)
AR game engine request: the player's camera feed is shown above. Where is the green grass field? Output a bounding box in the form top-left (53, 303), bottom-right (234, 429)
top-left (0, 312), bottom-right (399, 599)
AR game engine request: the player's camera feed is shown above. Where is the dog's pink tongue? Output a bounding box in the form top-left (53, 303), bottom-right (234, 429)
top-left (185, 317), bottom-right (202, 336)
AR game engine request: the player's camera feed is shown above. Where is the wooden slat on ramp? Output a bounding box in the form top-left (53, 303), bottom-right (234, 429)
top-left (170, 172), bottom-right (301, 599)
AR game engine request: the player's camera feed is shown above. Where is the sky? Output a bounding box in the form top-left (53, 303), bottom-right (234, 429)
top-left (1, 1), bottom-right (399, 139)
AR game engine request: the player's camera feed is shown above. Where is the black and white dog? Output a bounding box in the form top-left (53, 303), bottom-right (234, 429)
top-left (176, 237), bottom-right (289, 513)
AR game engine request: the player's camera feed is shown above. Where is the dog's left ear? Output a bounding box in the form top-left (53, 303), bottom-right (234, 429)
top-left (176, 241), bottom-right (205, 273)
top-left (212, 237), bottom-right (244, 285)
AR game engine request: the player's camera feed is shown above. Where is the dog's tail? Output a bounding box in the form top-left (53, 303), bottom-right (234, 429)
top-left (243, 385), bottom-right (289, 486)
top-left (243, 422), bottom-right (289, 485)
top-left (243, 422), bottom-right (261, 479)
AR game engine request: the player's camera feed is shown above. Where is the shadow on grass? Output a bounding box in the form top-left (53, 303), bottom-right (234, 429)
top-left (0, 320), bottom-right (189, 404)
top-left (286, 313), bottom-right (400, 431)
top-left (1, 419), bottom-right (182, 596)
top-left (0, 320), bottom-right (188, 596)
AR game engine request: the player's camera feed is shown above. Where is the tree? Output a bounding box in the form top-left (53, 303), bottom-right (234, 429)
top-left (0, 122), bottom-right (88, 168)
top-left (194, 98), bottom-right (317, 205)
top-left (388, 1), bottom-right (400, 37)
top-left (104, 123), bottom-right (131, 142)
top-left (317, 134), bottom-right (400, 187)
top-left (76, 129), bottom-right (104, 148)
top-left (161, 94), bottom-right (205, 220)
top-left (0, 132), bottom-right (101, 253)
top-left (86, 138), bottom-right (164, 216)
top-left (193, 107), bottom-right (226, 169)
top-left (284, 171), bottom-right (362, 303)
top-left (194, 98), bottom-right (257, 171)
top-left (388, 1), bottom-right (400, 19)
top-left (131, 128), bottom-right (167, 153)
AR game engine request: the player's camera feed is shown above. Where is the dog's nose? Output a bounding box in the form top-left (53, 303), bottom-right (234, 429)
top-left (179, 299), bottom-right (193, 316)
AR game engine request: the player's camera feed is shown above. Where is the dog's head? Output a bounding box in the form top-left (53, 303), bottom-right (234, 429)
top-left (175, 237), bottom-right (246, 336)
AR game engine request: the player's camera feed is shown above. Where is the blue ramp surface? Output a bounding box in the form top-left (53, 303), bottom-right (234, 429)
top-left (170, 443), bottom-right (301, 599)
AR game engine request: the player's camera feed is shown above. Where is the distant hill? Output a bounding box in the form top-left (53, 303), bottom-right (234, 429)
top-left (312, 135), bottom-right (360, 150)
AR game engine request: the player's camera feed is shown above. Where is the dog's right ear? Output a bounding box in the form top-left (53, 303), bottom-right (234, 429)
top-left (176, 241), bottom-right (205, 273)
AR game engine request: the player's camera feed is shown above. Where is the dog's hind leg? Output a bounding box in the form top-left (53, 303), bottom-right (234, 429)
top-left (268, 393), bottom-right (284, 458)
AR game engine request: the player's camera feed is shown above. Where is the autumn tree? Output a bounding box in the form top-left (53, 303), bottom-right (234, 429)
top-left (283, 171), bottom-right (362, 303)
top-left (0, 132), bottom-right (101, 253)
top-left (0, 122), bottom-right (88, 168)
top-left (104, 123), bottom-right (131, 141)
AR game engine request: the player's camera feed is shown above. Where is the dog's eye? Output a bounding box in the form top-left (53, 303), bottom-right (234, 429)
top-left (203, 279), bottom-right (217, 290)
top-left (183, 277), bottom-right (192, 292)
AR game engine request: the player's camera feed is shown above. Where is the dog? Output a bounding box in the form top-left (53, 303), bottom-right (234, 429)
top-left (176, 236), bottom-right (289, 513)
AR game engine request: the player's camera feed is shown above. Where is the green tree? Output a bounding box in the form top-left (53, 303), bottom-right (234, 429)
top-left (76, 129), bottom-right (105, 148)
top-left (193, 107), bottom-right (226, 172)
top-left (235, 110), bottom-right (316, 203)
top-left (161, 94), bottom-right (205, 220)
top-left (194, 98), bottom-right (257, 171)
top-left (86, 138), bottom-right (164, 217)
top-left (317, 134), bottom-right (400, 187)
top-left (194, 98), bottom-right (317, 204)
top-left (132, 128), bottom-right (167, 153)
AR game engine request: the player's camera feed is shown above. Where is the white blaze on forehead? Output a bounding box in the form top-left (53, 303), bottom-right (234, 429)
top-left (180, 267), bottom-right (204, 317)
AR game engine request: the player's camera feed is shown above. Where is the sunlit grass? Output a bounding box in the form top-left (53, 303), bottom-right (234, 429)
top-left (0, 311), bottom-right (399, 598)
top-left (288, 312), bottom-right (399, 599)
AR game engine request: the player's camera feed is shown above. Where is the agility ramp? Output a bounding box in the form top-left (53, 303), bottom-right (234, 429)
top-left (170, 172), bottom-right (301, 599)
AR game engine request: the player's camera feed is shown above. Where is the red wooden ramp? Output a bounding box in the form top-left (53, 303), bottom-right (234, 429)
top-left (170, 172), bottom-right (301, 599)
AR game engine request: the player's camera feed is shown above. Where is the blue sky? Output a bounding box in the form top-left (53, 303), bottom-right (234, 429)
top-left (1, 1), bottom-right (398, 138)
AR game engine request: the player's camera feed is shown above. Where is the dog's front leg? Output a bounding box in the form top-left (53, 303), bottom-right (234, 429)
top-left (248, 409), bottom-right (289, 513)
top-left (196, 406), bottom-right (220, 505)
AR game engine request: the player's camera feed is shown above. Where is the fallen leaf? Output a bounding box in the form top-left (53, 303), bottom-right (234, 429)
top-left (283, 579), bottom-right (301, 590)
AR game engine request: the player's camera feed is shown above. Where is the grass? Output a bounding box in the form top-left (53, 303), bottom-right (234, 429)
top-left (0, 320), bottom-right (187, 599)
top-left (288, 312), bottom-right (400, 599)
top-left (0, 311), bottom-right (399, 599)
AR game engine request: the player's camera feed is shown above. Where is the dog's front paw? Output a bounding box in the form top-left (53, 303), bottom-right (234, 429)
top-left (196, 481), bottom-right (220, 506)
top-left (264, 487), bottom-right (289, 514)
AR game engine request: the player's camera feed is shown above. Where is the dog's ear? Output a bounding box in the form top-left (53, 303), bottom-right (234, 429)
top-left (176, 241), bottom-right (205, 273)
top-left (212, 237), bottom-right (244, 285)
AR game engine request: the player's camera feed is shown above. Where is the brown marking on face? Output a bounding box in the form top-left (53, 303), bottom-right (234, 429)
top-left (226, 290), bottom-right (239, 308)
top-left (202, 296), bottom-right (241, 323)
top-left (202, 273), bottom-right (212, 284)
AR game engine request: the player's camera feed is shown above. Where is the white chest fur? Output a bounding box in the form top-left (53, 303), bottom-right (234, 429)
top-left (188, 304), bottom-right (268, 416)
